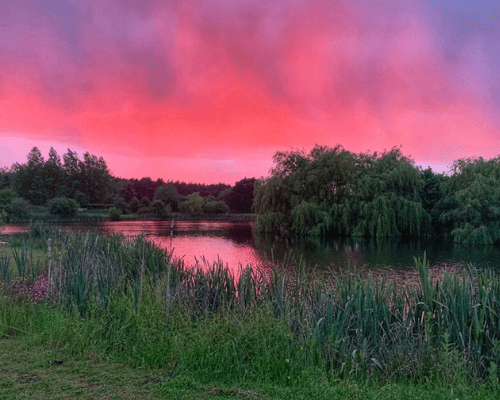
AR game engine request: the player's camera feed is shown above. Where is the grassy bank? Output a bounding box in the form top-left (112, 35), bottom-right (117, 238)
top-left (10, 211), bottom-right (255, 223)
top-left (1, 222), bottom-right (500, 398)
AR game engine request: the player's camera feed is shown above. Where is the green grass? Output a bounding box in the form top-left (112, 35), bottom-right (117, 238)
top-left (2, 336), bottom-right (499, 399)
top-left (1, 223), bottom-right (500, 398)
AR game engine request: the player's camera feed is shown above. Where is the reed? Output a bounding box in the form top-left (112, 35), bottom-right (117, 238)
top-left (0, 256), bottom-right (10, 282)
top-left (2, 222), bottom-right (500, 386)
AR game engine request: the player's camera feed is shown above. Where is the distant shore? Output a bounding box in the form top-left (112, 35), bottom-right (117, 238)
top-left (3, 212), bottom-right (256, 224)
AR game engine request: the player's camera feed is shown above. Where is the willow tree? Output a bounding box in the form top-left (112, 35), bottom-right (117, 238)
top-left (440, 156), bottom-right (500, 244)
top-left (254, 145), bottom-right (431, 238)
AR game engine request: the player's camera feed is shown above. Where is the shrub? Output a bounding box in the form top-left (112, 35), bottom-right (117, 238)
top-left (7, 198), bottom-right (31, 221)
top-left (47, 197), bottom-right (79, 218)
top-left (0, 188), bottom-right (18, 209)
top-left (137, 207), bottom-right (151, 215)
top-left (151, 200), bottom-right (172, 219)
top-left (108, 207), bottom-right (122, 221)
top-left (154, 184), bottom-right (182, 211)
top-left (203, 199), bottom-right (230, 214)
top-left (128, 197), bottom-right (141, 213)
top-left (181, 193), bottom-right (204, 214)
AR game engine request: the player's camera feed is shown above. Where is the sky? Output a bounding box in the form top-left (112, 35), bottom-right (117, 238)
top-left (0, 0), bottom-right (499, 184)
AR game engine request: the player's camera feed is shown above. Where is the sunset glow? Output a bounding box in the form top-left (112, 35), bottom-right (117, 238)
top-left (1, 0), bottom-right (499, 183)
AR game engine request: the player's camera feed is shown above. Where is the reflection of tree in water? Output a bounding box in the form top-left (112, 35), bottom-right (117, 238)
top-left (224, 224), bottom-right (255, 246)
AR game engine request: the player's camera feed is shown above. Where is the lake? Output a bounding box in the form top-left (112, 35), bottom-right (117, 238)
top-left (2, 220), bottom-right (500, 277)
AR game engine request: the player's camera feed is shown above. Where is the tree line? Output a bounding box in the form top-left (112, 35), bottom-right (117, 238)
top-left (0, 147), bottom-right (256, 222)
top-left (254, 144), bottom-right (500, 244)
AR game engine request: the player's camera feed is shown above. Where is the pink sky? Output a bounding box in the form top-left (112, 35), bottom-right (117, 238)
top-left (1, 0), bottom-right (498, 184)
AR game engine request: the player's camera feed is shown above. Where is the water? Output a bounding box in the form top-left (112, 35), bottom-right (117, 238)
top-left (3, 221), bottom-right (500, 275)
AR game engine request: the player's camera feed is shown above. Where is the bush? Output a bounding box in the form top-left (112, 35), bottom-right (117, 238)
top-left (151, 200), bottom-right (172, 219)
top-left (180, 193), bottom-right (204, 214)
top-left (128, 197), bottom-right (141, 213)
top-left (137, 207), bottom-right (151, 215)
top-left (47, 197), bottom-right (79, 218)
top-left (108, 207), bottom-right (122, 221)
top-left (154, 184), bottom-right (182, 211)
top-left (203, 199), bottom-right (230, 214)
top-left (7, 198), bottom-right (31, 221)
top-left (0, 188), bottom-right (18, 209)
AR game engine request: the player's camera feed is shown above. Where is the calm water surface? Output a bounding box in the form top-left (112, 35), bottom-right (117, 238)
top-left (3, 221), bottom-right (500, 275)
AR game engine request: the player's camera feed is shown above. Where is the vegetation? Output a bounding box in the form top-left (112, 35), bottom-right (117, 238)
top-left (0, 147), bottom-right (255, 223)
top-left (47, 197), bottom-right (79, 218)
top-left (0, 223), bottom-right (500, 398)
top-left (255, 144), bottom-right (500, 244)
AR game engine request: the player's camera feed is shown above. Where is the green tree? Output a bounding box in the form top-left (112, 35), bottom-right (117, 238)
top-left (11, 147), bottom-right (47, 205)
top-left (151, 199), bottom-right (172, 219)
top-left (254, 145), bottom-right (431, 238)
top-left (203, 196), bottom-right (230, 214)
top-left (0, 166), bottom-right (11, 190)
top-left (224, 178), bottom-right (256, 213)
top-left (128, 197), bottom-right (141, 213)
top-left (44, 147), bottom-right (65, 199)
top-left (80, 152), bottom-right (113, 204)
top-left (7, 198), bottom-right (31, 221)
top-left (154, 184), bottom-right (182, 211)
top-left (439, 156), bottom-right (500, 244)
top-left (47, 197), bottom-right (79, 218)
top-left (181, 193), bottom-right (204, 214)
top-left (63, 149), bottom-right (83, 202)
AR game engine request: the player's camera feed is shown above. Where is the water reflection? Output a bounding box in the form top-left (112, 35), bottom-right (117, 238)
top-left (2, 221), bottom-right (500, 275)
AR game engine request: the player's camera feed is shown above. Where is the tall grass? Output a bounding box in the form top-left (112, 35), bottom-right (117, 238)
top-left (1, 222), bottom-right (500, 387)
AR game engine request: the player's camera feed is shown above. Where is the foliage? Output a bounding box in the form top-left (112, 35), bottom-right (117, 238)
top-left (180, 192), bottom-right (204, 214)
top-left (202, 196), bottom-right (230, 214)
top-left (11, 147), bottom-right (113, 206)
top-left (255, 145), bottom-right (431, 238)
top-left (108, 207), bottom-right (122, 221)
top-left (440, 156), bottom-right (500, 244)
top-left (153, 184), bottom-right (182, 211)
top-left (2, 225), bottom-right (500, 389)
top-left (121, 178), bottom-right (230, 204)
top-left (128, 196), bottom-right (141, 213)
top-left (110, 195), bottom-right (128, 213)
top-left (223, 177), bottom-right (256, 213)
top-left (47, 196), bottom-right (79, 218)
top-left (0, 188), bottom-right (18, 208)
top-left (0, 166), bottom-right (11, 190)
top-left (6, 198), bottom-right (31, 221)
top-left (137, 206), bottom-right (151, 215)
top-left (151, 199), bottom-right (172, 219)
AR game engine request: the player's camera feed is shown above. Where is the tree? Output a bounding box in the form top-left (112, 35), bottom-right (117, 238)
top-left (151, 199), bottom-right (171, 219)
top-left (0, 188), bottom-right (17, 211)
top-left (254, 145), bottom-right (431, 238)
top-left (0, 167), bottom-right (11, 190)
top-left (47, 197), bottom-right (79, 218)
top-left (44, 147), bottom-right (65, 199)
top-left (79, 152), bottom-right (113, 204)
top-left (154, 184), bottom-right (182, 211)
top-left (128, 197), bottom-right (141, 213)
top-left (439, 156), bottom-right (500, 244)
top-left (63, 149), bottom-right (83, 201)
top-left (7, 198), bottom-right (31, 221)
top-left (224, 178), bottom-right (256, 213)
top-left (181, 193), bottom-right (204, 214)
top-left (203, 196), bottom-right (230, 214)
top-left (11, 147), bottom-right (47, 205)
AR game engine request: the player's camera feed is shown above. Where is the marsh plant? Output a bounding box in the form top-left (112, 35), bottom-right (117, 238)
top-left (1, 223), bottom-right (500, 387)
